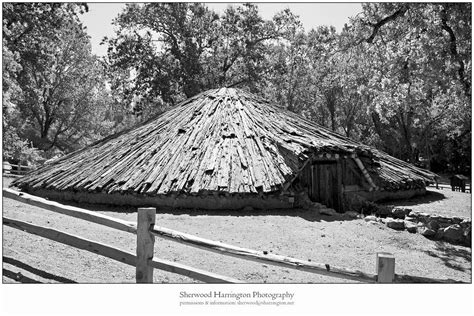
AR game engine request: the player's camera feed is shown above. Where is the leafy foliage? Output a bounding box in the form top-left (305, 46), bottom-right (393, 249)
top-left (104, 3), bottom-right (294, 120)
top-left (3, 3), bottom-right (114, 158)
top-left (349, 3), bottom-right (471, 172)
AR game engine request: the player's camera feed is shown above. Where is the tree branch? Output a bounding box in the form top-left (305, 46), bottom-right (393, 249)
top-left (440, 8), bottom-right (471, 98)
top-left (365, 4), bottom-right (410, 44)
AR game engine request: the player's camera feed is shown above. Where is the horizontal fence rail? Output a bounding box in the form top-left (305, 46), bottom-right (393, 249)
top-left (3, 163), bottom-right (34, 176)
top-left (148, 258), bottom-right (243, 283)
top-left (149, 224), bottom-right (377, 283)
top-left (3, 188), bottom-right (137, 234)
top-left (4, 163), bottom-right (34, 169)
top-left (394, 274), bottom-right (463, 283)
top-left (4, 216), bottom-right (137, 266)
top-left (3, 215), bottom-right (241, 283)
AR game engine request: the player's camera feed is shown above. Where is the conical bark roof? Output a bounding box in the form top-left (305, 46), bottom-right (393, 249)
top-left (13, 88), bottom-right (436, 196)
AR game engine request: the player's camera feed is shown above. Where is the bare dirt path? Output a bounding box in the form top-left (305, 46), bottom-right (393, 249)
top-left (2, 177), bottom-right (471, 284)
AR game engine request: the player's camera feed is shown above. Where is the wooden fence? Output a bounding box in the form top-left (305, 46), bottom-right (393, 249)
top-left (3, 163), bottom-right (34, 176)
top-left (2, 188), bottom-right (463, 284)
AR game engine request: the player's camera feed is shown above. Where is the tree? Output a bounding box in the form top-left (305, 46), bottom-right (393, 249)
top-left (104, 2), bottom-right (220, 115)
top-left (104, 3), bottom-right (292, 119)
top-left (347, 3), bottom-right (471, 166)
top-left (262, 10), bottom-right (312, 113)
top-left (3, 3), bottom-right (112, 155)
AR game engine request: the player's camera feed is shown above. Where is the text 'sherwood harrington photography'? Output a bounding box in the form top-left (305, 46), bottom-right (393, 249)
top-left (2, 3), bottom-right (471, 284)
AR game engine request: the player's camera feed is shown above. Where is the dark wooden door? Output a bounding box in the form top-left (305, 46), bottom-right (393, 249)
top-left (309, 161), bottom-right (341, 211)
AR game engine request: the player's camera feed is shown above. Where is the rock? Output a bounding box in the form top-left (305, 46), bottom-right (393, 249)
top-left (312, 202), bottom-right (324, 208)
top-left (434, 228), bottom-right (444, 240)
top-left (386, 218), bottom-right (405, 230)
top-left (404, 221), bottom-right (417, 233)
top-left (418, 212), bottom-right (430, 219)
top-left (443, 224), bottom-right (464, 243)
top-left (404, 216), bottom-right (417, 222)
top-left (437, 216), bottom-right (451, 224)
top-left (463, 226), bottom-right (471, 246)
top-left (375, 205), bottom-right (392, 216)
top-left (438, 223), bottom-right (450, 230)
top-left (296, 193), bottom-right (313, 208)
top-left (309, 205), bottom-right (321, 213)
top-left (460, 219), bottom-right (471, 228)
top-left (364, 215), bottom-right (378, 222)
top-left (419, 226), bottom-right (436, 237)
top-left (320, 208), bottom-right (337, 216)
top-left (426, 220), bottom-right (440, 231)
top-left (452, 217), bottom-right (463, 224)
top-left (391, 208), bottom-right (407, 219)
top-left (345, 211), bottom-right (360, 219)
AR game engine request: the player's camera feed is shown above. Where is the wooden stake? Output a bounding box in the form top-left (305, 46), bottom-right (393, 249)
top-left (136, 207), bottom-right (156, 283)
top-left (376, 252), bottom-right (395, 283)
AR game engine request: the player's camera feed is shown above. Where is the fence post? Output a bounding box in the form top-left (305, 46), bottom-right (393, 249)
top-left (136, 207), bottom-right (156, 283)
top-left (376, 252), bottom-right (395, 283)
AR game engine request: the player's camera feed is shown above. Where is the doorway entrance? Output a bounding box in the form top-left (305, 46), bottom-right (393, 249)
top-left (308, 161), bottom-right (342, 211)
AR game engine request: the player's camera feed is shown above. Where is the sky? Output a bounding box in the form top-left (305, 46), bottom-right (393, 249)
top-left (79, 2), bottom-right (363, 57)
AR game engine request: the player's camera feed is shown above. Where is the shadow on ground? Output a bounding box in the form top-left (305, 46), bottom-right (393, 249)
top-left (3, 256), bottom-right (77, 283)
top-left (59, 199), bottom-right (358, 223)
top-left (424, 241), bottom-right (472, 273)
top-left (379, 190), bottom-right (446, 207)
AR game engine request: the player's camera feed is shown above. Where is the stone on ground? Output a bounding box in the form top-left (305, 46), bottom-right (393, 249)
top-left (419, 226), bottom-right (436, 237)
top-left (386, 218), bottom-right (405, 230)
top-left (426, 220), bottom-right (440, 231)
top-left (364, 215), bottom-right (378, 222)
top-left (375, 205), bottom-right (392, 216)
top-left (434, 228), bottom-right (444, 240)
top-left (344, 211), bottom-right (360, 218)
top-left (443, 224), bottom-right (464, 243)
top-left (404, 221), bottom-right (417, 233)
top-left (320, 208), bottom-right (337, 216)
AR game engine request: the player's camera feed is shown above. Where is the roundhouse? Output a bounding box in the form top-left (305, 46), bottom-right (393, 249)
top-left (12, 88), bottom-right (437, 211)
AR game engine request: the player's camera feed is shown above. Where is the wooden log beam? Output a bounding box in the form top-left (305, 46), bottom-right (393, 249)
top-left (3, 188), bottom-right (137, 234)
top-left (394, 274), bottom-right (465, 284)
top-left (353, 157), bottom-right (378, 191)
top-left (281, 158), bottom-right (312, 193)
top-left (150, 225), bottom-right (377, 283)
top-left (148, 258), bottom-right (243, 284)
top-left (3, 216), bottom-right (137, 266)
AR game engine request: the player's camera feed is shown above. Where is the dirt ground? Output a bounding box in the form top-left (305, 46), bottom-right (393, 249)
top-left (380, 186), bottom-right (471, 218)
top-left (2, 177), bottom-right (471, 284)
